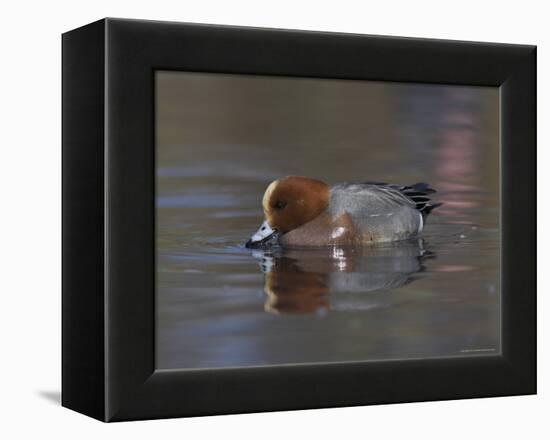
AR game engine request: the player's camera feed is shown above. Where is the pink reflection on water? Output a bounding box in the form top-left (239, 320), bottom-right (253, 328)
top-left (437, 128), bottom-right (476, 177)
top-left (435, 265), bottom-right (475, 272)
top-left (434, 89), bottom-right (482, 217)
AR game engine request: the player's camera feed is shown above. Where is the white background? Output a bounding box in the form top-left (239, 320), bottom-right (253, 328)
top-left (1, 0), bottom-right (546, 437)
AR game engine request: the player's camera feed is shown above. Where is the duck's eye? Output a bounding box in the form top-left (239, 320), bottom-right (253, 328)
top-left (273, 200), bottom-right (287, 210)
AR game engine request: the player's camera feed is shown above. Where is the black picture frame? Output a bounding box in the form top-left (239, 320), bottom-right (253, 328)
top-left (62, 18), bottom-right (536, 422)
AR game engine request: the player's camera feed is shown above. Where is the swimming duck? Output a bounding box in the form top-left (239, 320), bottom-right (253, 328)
top-left (245, 176), bottom-right (441, 248)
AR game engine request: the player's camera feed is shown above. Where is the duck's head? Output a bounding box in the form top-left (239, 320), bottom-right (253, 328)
top-left (245, 176), bottom-right (329, 248)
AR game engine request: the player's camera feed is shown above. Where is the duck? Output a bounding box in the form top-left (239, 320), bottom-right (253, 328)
top-left (245, 176), bottom-right (441, 248)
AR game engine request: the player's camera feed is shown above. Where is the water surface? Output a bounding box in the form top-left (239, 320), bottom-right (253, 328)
top-left (156, 72), bottom-right (500, 370)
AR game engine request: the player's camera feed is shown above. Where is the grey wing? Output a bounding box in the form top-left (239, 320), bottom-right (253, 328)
top-left (329, 183), bottom-right (422, 241)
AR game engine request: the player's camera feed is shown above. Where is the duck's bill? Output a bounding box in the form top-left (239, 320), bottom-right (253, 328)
top-left (245, 220), bottom-right (279, 248)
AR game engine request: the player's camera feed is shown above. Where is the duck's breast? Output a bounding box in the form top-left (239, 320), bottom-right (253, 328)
top-left (280, 211), bottom-right (359, 246)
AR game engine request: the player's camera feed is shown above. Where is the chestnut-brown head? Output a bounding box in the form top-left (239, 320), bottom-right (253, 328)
top-left (263, 176), bottom-right (329, 232)
top-left (246, 176), bottom-right (330, 248)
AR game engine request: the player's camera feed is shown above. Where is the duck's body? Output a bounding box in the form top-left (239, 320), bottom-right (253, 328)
top-left (246, 177), bottom-right (441, 248)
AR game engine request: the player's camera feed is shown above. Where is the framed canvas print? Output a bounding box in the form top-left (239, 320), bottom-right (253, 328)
top-left (62, 18), bottom-right (536, 422)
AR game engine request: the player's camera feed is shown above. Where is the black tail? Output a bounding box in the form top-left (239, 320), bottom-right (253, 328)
top-left (398, 182), bottom-right (442, 218)
top-left (364, 181), bottom-right (442, 219)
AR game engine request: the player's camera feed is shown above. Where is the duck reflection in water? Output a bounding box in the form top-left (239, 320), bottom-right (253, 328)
top-left (251, 240), bottom-right (432, 315)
